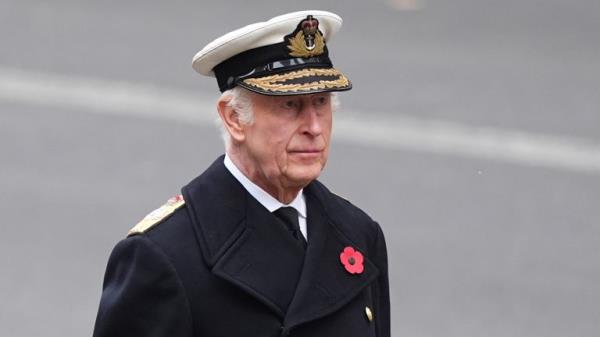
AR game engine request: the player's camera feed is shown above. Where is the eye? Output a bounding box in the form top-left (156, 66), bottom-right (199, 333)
top-left (314, 95), bottom-right (329, 106)
top-left (281, 99), bottom-right (299, 110)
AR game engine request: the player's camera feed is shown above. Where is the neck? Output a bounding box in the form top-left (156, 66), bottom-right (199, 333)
top-left (227, 148), bottom-right (302, 204)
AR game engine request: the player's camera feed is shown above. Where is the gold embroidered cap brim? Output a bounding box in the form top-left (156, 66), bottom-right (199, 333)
top-left (239, 67), bottom-right (351, 95)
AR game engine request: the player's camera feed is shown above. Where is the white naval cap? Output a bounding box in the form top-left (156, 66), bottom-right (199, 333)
top-left (191, 10), bottom-right (351, 95)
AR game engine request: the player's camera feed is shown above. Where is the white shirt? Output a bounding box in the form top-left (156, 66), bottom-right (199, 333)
top-left (224, 154), bottom-right (308, 240)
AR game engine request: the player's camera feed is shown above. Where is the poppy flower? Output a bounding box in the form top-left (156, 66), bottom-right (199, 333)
top-left (340, 246), bottom-right (364, 274)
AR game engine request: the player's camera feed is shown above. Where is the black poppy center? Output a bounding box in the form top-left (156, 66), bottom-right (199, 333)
top-left (348, 257), bottom-right (356, 265)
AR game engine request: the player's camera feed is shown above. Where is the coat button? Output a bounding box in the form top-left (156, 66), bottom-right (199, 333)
top-left (365, 306), bottom-right (374, 322)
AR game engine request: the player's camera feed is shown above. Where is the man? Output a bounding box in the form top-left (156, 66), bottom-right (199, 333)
top-left (93, 10), bottom-right (390, 337)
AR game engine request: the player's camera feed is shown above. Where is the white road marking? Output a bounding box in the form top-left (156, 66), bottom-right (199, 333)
top-left (1, 66), bottom-right (600, 175)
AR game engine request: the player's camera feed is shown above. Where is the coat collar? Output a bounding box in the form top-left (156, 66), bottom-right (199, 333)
top-left (182, 156), bottom-right (379, 325)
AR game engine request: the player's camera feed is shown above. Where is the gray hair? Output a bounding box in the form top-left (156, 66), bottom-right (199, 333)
top-left (217, 87), bottom-right (340, 146)
top-left (217, 86), bottom-right (254, 147)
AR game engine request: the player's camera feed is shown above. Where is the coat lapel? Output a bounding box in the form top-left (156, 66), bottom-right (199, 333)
top-left (212, 193), bottom-right (306, 317)
top-left (283, 183), bottom-right (380, 329)
top-left (182, 156), bottom-right (306, 318)
top-left (182, 157), bottom-right (379, 325)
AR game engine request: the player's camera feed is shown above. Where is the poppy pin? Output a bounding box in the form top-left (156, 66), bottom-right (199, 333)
top-left (340, 246), bottom-right (364, 274)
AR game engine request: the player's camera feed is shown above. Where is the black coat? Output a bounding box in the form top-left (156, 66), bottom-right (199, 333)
top-left (93, 156), bottom-right (390, 337)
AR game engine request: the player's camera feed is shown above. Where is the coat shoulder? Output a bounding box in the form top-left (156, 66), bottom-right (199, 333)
top-left (124, 195), bottom-right (199, 264)
top-left (118, 196), bottom-right (206, 296)
top-left (308, 180), bottom-right (382, 248)
top-left (127, 195), bottom-right (186, 236)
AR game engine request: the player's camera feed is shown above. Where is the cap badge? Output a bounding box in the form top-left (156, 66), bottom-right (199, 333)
top-left (286, 15), bottom-right (325, 57)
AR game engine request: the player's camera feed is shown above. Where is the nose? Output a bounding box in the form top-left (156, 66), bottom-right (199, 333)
top-left (301, 106), bottom-right (323, 136)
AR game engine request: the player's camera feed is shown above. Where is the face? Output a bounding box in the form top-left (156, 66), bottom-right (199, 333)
top-left (238, 91), bottom-right (333, 193)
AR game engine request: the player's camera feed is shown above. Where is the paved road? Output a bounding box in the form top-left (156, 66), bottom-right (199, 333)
top-left (1, 1), bottom-right (599, 336)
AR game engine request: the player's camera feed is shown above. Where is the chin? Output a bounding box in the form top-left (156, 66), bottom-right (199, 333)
top-left (286, 163), bottom-right (324, 186)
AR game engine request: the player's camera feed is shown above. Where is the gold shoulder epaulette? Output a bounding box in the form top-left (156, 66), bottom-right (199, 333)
top-left (127, 195), bottom-right (185, 236)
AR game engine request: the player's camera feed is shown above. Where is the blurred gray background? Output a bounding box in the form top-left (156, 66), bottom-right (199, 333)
top-left (1, 0), bottom-right (599, 336)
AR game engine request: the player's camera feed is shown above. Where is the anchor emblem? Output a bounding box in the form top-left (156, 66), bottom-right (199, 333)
top-left (286, 15), bottom-right (325, 57)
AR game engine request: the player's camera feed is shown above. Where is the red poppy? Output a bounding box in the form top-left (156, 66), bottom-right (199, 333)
top-left (339, 246), bottom-right (364, 274)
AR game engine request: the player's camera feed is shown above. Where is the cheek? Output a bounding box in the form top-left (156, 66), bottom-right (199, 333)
top-left (268, 127), bottom-right (291, 148)
top-left (274, 130), bottom-right (294, 160)
top-left (252, 126), bottom-right (291, 164)
top-left (324, 116), bottom-right (333, 138)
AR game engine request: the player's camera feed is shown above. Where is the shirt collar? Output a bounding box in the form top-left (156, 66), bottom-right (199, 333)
top-left (224, 154), bottom-right (306, 218)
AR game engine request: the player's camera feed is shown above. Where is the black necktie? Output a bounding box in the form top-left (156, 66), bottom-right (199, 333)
top-left (274, 207), bottom-right (307, 249)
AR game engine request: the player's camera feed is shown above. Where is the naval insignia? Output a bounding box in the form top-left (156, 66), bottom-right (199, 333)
top-left (127, 195), bottom-right (185, 236)
top-left (339, 246), bottom-right (364, 274)
top-left (286, 15), bottom-right (325, 57)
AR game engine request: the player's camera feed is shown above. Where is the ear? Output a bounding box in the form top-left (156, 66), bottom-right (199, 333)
top-left (217, 97), bottom-right (246, 143)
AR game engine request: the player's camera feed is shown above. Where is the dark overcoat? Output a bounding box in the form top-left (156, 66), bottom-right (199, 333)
top-left (93, 156), bottom-right (390, 337)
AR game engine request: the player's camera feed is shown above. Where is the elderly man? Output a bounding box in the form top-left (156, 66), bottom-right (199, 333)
top-left (93, 10), bottom-right (390, 337)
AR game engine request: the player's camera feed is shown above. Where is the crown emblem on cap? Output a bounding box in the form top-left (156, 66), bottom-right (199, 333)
top-left (286, 15), bottom-right (325, 57)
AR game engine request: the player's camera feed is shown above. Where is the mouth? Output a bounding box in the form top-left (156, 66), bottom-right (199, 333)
top-left (289, 149), bottom-right (322, 153)
top-left (288, 149), bottom-right (323, 159)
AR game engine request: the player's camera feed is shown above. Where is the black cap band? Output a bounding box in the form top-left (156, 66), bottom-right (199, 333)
top-left (213, 41), bottom-right (332, 92)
